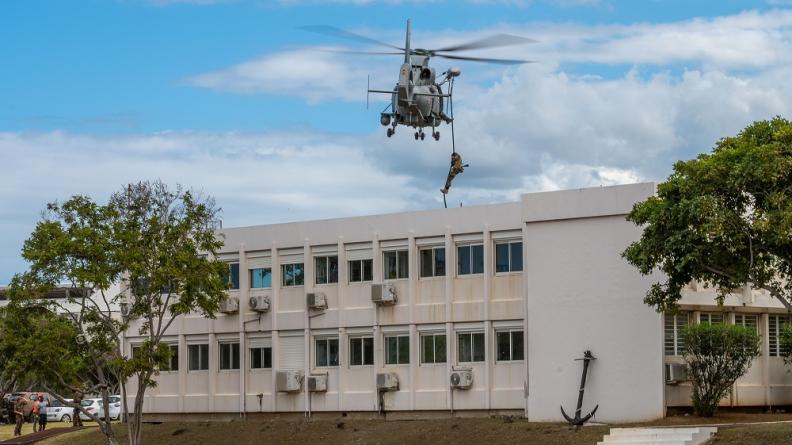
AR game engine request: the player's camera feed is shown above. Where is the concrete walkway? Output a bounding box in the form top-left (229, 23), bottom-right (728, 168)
top-left (597, 427), bottom-right (717, 445)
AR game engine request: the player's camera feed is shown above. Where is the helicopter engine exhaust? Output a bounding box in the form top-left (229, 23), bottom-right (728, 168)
top-left (380, 113), bottom-right (392, 126)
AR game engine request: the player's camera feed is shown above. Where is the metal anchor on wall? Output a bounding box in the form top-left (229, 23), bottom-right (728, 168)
top-left (560, 350), bottom-right (599, 427)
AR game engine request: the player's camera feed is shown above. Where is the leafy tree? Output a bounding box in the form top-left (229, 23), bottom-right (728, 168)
top-left (10, 180), bottom-right (228, 445)
top-left (682, 323), bottom-right (760, 416)
top-left (623, 117), bottom-right (792, 312)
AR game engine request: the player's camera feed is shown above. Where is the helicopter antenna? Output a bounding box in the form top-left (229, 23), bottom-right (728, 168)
top-left (404, 19), bottom-right (411, 64)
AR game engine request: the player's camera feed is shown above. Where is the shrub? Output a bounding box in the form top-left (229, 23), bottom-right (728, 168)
top-left (682, 323), bottom-right (760, 417)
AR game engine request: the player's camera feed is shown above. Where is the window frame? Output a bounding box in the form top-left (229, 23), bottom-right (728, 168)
top-left (384, 333), bottom-right (410, 365)
top-left (315, 337), bottom-right (340, 368)
top-left (161, 344), bottom-right (179, 372)
top-left (281, 263), bottom-right (305, 287)
top-left (249, 267), bottom-right (272, 289)
top-left (383, 250), bottom-right (409, 280)
top-left (664, 312), bottom-right (689, 357)
top-left (420, 332), bottom-right (447, 365)
top-left (348, 336), bottom-right (375, 367)
top-left (495, 329), bottom-right (524, 362)
top-left (188, 343), bottom-right (210, 371)
top-left (314, 255), bottom-right (339, 285)
top-left (219, 342), bottom-right (240, 371)
top-left (249, 346), bottom-right (273, 370)
top-left (419, 246), bottom-right (446, 279)
top-left (494, 240), bottom-right (523, 274)
top-left (699, 312), bottom-right (724, 325)
top-left (348, 258), bottom-right (373, 283)
top-left (227, 262), bottom-right (240, 290)
top-left (457, 331), bottom-right (486, 363)
top-left (456, 244), bottom-right (484, 276)
top-left (769, 315), bottom-right (790, 357)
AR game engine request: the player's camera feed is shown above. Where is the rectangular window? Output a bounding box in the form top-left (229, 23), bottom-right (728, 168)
top-left (348, 259), bottom-right (373, 283)
top-left (249, 268), bottom-right (272, 289)
top-left (496, 330), bottom-right (524, 361)
top-left (162, 344), bottom-right (179, 371)
top-left (228, 263), bottom-right (240, 290)
top-left (250, 347), bottom-right (272, 369)
top-left (420, 333), bottom-right (447, 364)
top-left (769, 315), bottom-right (790, 357)
top-left (315, 338), bottom-right (340, 367)
top-left (419, 247), bottom-right (445, 278)
top-left (281, 263), bottom-right (305, 287)
top-left (188, 344), bottom-right (209, 371)
top-left (219, 342), bottom-right (240, 370)
top-left (495, 241), bottom-right (523, 273)
top-left (385, 334), bottom-right (410, 365)
top-left (349, 336), bottom-right (374, 366)
top-left (383, 250), bottom-right (409, 280)
top-left (664, 312), bottom-right (689, 356)
top-left (457, 332), bottom-right (485, 363)
top-left (457, 244), bottom-right (484, 275)
top-left (700, 312), bottom-right (723, 325)
top-left (315, 256), bottom-right (339, 285)
top-left (735, 314), bottom-right (759, 332)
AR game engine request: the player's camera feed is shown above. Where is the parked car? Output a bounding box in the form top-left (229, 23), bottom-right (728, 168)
top-left (79, 396), bottom-right (122, 421)
top-left (45, 398), bottom-right (74, 423)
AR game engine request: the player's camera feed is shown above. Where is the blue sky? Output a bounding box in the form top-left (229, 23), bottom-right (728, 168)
top-left (2, 0), bottom-right (792, 283)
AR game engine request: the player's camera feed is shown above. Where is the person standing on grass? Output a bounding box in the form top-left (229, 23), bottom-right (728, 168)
top-left (31, 395), bottom-right (39, 432)
top-left (72, 393), bottom-right (82, 427)
top-left (13, 397), bottom-right (26, 437)
top-left (37, 394), bottom-right (48, 431)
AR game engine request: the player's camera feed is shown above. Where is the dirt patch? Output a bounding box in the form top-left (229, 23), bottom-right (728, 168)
top-left (37, 418), bottom-right (609, 445)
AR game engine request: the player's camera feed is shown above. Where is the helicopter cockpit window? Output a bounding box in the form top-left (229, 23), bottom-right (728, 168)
top-left (420, 68), bottom-right (431, 80)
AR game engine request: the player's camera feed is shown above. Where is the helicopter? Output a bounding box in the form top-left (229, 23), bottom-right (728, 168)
top-left (304, 20), bottom-right (535, 141)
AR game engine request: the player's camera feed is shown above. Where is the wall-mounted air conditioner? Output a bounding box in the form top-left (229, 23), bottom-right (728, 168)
top-left (450, 368), bottom-right (473, 390)
top-left (665, 363), bottom-right (688, 384)
top-left (371, 284), bottom-right (397, 305)
top-left (376, 372), bottom-right (399, 391)
top-left (306, 292), bottom-right (328, 310)
top-left (276, 370), bottom-right (304, 392)
top-left (249, 295), bottom-right (271, 313)
top-left (219, 297), bottom-right (239, 314)
top-left (307, 373), bottom-right (328, 392)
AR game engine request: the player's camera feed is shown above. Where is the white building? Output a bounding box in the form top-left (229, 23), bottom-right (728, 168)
top-left (124, 182), bottom-right (792, 423)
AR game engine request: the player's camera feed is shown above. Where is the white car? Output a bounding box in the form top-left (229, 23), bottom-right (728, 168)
top-left (79, 396), bottom-right (122, 421)
top-left (45, 398), bottom-right (74, 423)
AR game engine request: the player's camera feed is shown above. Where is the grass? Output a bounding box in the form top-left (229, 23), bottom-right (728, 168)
top-left (14, 411), bottom-right (792, 445)
top-left (0, 420), bottom-right (102, 442)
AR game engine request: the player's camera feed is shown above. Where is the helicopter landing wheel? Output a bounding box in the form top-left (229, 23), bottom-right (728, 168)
top-left (387, 128), bottom-right (394, 138)
top-left (420, 132), bottom-right (425, 140)
top-left (432, 131), bottom-right (440, 141)
top-left (414, 132), bottom-right (419, 140)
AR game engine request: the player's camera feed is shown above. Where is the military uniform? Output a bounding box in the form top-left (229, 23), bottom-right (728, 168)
top-left (13, 398), bottom-right (26, 437)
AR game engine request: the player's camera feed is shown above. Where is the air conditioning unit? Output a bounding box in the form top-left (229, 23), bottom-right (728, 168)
top-left (249, 295), bottom-right (271, 313)
top-left (665, 363), bottom-right (688, 384)
top-left (306, 292), bottom-right (328, 310)
top-left (371, 283), bottom-right (397, 305)
top-left (450, 368), bottom-right (473, 390)
top-left (276, 370), bottom-right (304, 392)
top-left (376, 372), bottom-right (399, 391)
top-left (219, 297), bottom-right (239, 314)
top-left (307, 373), bottom-right (328, 392)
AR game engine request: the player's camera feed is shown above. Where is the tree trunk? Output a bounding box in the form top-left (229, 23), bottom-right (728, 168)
top-left (128, 377), bottom-right (149, 445)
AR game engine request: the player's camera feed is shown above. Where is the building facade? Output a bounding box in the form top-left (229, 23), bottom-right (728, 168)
top-left (123, 182), bottom-right (792, 423)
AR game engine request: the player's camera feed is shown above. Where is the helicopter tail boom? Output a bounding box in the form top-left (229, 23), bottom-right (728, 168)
top-left (404, 19), bottom-right (411, 64)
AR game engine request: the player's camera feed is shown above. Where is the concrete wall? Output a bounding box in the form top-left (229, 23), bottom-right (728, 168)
top-left (523, 183), bottom-right (665, 423)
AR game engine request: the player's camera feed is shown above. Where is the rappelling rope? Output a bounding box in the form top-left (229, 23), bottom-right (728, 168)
top-left (443, 76), bottom-right (457, 209)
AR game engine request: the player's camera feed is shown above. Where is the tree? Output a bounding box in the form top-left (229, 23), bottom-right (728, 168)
top-left (682, 323), bottom-right (759, 416)
top-left (624, 117), bottom-right (792, 312)
top-left (10, 180), bottom-right (228, 445)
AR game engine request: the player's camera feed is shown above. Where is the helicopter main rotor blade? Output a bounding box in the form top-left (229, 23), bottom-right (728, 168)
top-left (431, 34), bottom-right (537, 53)
top-left (436, 54), bottom-right (536, 65)
top-left (301, 25), bottom-right (404, 51)
top-left (318, 49), bottom-right (405, 56)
